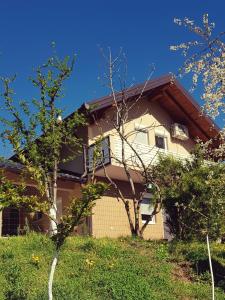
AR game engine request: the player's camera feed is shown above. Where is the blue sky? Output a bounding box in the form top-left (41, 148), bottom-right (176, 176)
top-left (0, 0), bottom-right (224, 156)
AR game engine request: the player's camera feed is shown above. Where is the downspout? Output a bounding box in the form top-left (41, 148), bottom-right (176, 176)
top-left (81, 144), bottom-right (88, 179)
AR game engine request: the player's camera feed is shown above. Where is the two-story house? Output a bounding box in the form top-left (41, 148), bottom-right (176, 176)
top-left (0, 75), bottom-right (220, 239)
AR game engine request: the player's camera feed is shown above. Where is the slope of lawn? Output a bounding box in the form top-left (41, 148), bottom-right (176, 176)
top-left (169, 241), bottom-right (225, 292)
top-left (0, 233), bottom-right (224, 300)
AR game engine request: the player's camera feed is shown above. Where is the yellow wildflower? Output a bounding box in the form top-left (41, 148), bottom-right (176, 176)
top-left (31, 254), bottom-right (40, 265)
top-left (109, 262), bottom-right (115, 269)
top-left (85, 258), bottom-right (95, 268)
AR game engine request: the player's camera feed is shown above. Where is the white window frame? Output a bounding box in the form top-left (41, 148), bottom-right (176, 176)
top-left (154, 128), bottom-right (169, 150)
top-left (133, 123), bottom-right (149, 145)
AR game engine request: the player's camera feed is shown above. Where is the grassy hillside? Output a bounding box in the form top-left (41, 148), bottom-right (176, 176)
top-left (0, 234), bottom-right (224, 300)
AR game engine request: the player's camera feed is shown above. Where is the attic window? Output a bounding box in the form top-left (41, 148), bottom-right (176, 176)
top-left (134, 124), bottom-right (149, 145)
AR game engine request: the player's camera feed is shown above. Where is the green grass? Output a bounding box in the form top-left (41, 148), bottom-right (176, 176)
top-left (0, 233), bottom-right (224, 300)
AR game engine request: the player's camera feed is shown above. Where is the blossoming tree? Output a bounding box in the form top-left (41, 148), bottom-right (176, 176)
top-left (170, 14), bottom-right (225, 300)
top-left (170, 14), bottom-right (225, 160)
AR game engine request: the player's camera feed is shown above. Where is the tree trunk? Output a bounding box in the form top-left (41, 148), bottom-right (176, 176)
top-left (50, 160), bottom-right (58, 235)
top-left (49, 207), bottom-right (57, 235)
top-left (134, 221), bottom-right (141, 237)
top-left (45, 179), bottom-right (57, 235)
top-left (124, 201), bottom-right (135, 234)
top-left (134, 200), bottom-right (141, 237)
top-left (48, 250), bottom-right (59, 300)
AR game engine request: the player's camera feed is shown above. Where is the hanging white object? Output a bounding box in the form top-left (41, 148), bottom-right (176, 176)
top-left (56, 115), bottom-right (63, 124)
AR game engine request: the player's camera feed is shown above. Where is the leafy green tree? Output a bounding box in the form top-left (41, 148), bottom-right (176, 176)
top-left (0, 49), bottom-right (107, 300)
top-left (0, 51), bottom-right (86, 234)
top-left (150, 150), bottom-right (225, 241)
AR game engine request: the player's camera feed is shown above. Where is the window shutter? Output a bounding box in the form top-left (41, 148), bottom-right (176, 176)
top-left (141, 198), bottom-right (154, 214)
top-left (140, 197), bottom-right (156, 224)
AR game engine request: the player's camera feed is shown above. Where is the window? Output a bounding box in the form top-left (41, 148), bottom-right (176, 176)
top-left (134, 124), bottom-right (149, 145)
top-left (33, 212), bottom-right (43, 221)
top-left (2, 207), bottom-right (20, 236)
top-left (134, 130), bottom-right (148, 145)
top-left (155, 135), bottom-right (167, 149)
top-left (140, 197), bottom-right (156, 225)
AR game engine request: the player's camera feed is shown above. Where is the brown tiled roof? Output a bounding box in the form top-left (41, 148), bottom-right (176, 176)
top-left (85, 74), bottom-right (171, 111)
top-left (83, 74), bottom-right (220, 142)
top-left (0, 160), bottom-right (84, 182)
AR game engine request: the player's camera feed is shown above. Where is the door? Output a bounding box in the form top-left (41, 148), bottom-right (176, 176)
top-left (2, 208), bottom-right (20, 236)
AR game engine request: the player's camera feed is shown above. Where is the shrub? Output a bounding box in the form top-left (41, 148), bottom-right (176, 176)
top-left (150, 151), bottom-right (225, 241)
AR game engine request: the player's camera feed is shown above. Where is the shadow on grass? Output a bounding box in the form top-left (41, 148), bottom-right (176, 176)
top-left (195, 258), bottom-right (225, 291)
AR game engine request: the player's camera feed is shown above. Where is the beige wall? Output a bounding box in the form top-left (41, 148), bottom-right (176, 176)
top-left (92, 194), bottom-right (164, 240)
top-left (31, 181), bottom-right (83, 234)
top-left (91, 180), bottom-right (164, 240)
top-left (88, 96), bottom-right (195, 155)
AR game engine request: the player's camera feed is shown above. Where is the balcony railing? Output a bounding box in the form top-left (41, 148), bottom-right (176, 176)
top-left (87, 136), bottom-right (111, 172)
top-left (87, 135), bottom-right (190, 173)
top-left (112, 136), bottom-right (190, 168)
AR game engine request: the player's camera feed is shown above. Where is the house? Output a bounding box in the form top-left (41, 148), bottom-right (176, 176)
top-left (0, 75), bottom-right (220, 239)
top-left (0, 160), bottom-right (84, 236)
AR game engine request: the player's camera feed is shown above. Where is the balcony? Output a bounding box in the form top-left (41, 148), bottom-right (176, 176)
top-left (113, 135), bottom-right (190, 167)
top-left (88, 135), bottom-right (190, 182)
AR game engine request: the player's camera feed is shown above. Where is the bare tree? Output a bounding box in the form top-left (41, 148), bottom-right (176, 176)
top-left (89, 49), bottom-right (164, 238)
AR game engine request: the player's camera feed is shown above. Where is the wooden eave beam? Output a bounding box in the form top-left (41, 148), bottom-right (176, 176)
top-left (164, 89), bottom-right (211, 141)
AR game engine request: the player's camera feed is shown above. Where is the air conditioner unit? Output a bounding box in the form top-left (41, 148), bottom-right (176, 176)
top-left (171, 123), bottom-right (189, 140)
